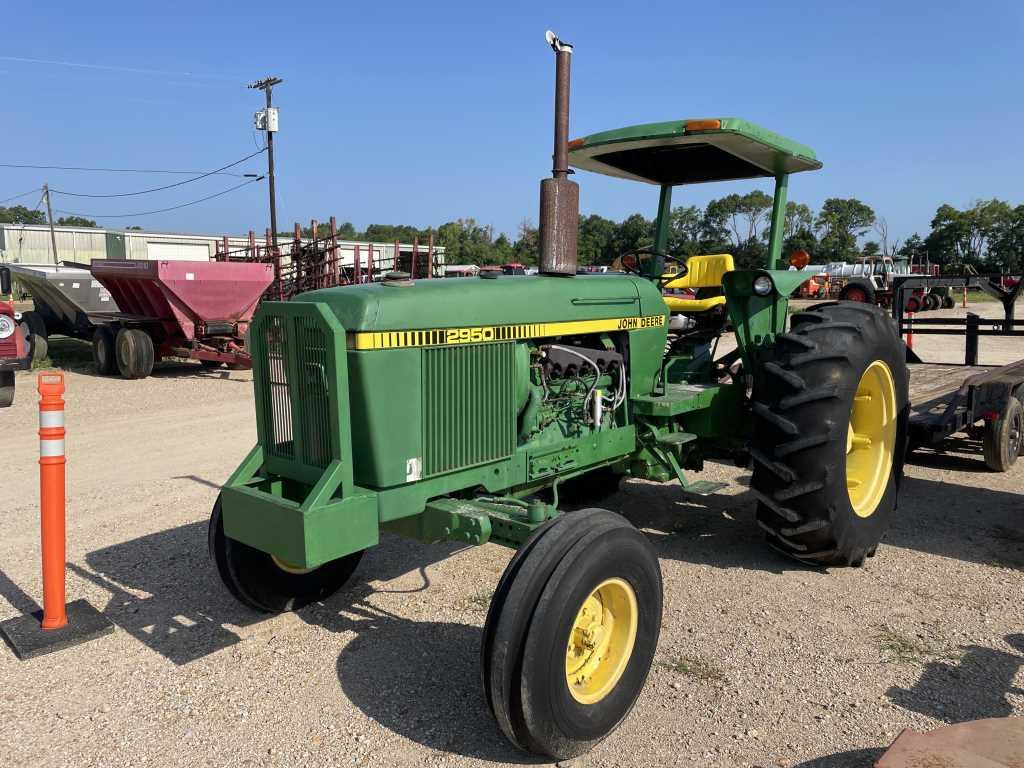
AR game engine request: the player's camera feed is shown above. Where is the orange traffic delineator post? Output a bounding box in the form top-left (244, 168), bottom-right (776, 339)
top-left (905, 312), bottom-right (914, 350)
top-left (0, 372), bottom-right (113, 660)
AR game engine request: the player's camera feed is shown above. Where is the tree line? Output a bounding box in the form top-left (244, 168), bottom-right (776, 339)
top-left (2, 194), bottom-right (1019, 273)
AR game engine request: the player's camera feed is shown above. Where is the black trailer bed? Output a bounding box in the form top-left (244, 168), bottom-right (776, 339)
top-left (908, 360), bottom-right (1024, 446)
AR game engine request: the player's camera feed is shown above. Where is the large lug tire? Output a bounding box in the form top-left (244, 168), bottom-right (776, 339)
top-left (923, 292), bottom-right (940, 311)
top-left (983, 397), bottom-right (1022, 472)
top-left (208, 495), bottom-right (363, 612)
top-left (92, 326), bottom-right (118, 376)
top-left (482, 510), bottom-right (662, 760)
top-left (840, 280), bottom-right (875, 305)
top-left (0, 371), bottom-right (14, 407)
top-left (115, 328), bottom-right (155, 379)
top-left (942, 295), bottom-right (956, 309)
top-left (750, 301), bottom-right (910, 567)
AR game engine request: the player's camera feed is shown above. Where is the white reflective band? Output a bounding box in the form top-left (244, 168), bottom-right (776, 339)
top-left (39, 439), bottom-right (65, 457)
top-left (39, 411), bottom-right (65, 428)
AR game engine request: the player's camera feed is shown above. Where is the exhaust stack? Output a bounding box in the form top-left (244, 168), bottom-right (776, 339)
top-left (538, 31), bottom-right (579, 277)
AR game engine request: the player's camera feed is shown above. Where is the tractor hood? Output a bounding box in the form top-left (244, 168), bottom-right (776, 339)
top-left (295, 274), bottom-right (667, 332)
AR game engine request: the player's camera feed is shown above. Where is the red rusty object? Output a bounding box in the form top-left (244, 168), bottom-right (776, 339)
top-left (90, 260), bottom-right (273, 366)
top-left (876, 718), bottom-right (1024, 767)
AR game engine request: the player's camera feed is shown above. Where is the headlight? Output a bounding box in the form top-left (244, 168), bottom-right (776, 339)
top-left (0, 315), bottom-right (15, 339)
top-left (752, 275), bottom-right (774, 296)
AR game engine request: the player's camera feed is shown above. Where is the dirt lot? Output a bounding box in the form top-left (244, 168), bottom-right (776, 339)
top-left (1, 300), bottom-right (1021, 768)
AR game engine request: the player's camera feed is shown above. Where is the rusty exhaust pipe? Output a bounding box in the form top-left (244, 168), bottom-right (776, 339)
top-left (538, 30), bottom-right (579, 277)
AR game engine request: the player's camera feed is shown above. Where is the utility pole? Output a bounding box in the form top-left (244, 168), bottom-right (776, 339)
top-left (42, 183), bottom-right (59, 264)
top-left (248, 76), bottom-right (282, 250)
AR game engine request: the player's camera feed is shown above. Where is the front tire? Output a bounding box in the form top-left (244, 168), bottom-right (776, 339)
top-left (483, 510), bottom-right (662, 760)
top-left (208, 496), bottom-right (363, 612)
top-left (751, 302), bottom-right (909, 567)
top-left (840, 280), bottom-right (875, 305)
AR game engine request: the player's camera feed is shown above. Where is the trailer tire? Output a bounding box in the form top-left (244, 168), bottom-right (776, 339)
top-left (923, 293), bottom-right (940, 311)
top-left (905, 295), bottom-right (923, 313)
top-left (983, 397), bottom-right (1022, 472)
top-left (115, 328), bottom-right (155, 379)
top-left (483, 510), bottom-right (661, 760)
top-left (751, 301), bottom-right (909, 567)
top-left (208, 495), bottom-right (364, 612)
top-left (92, 327), bottom-right (118, 376)
top-left (942, 295), bottom-right (956, 309)
top-left (0, 371), bottom-right (13, 407)
top-left (21, 310), bottom-right (48, 361)
top-left (840, 280), bottom-right (875, 305)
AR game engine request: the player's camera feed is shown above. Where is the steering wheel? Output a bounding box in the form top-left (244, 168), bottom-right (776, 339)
top-left (616, 247), bottom-right (688, 285)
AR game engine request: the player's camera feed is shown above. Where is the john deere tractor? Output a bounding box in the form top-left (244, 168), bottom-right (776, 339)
top-left (210, 33), bottom-right (909, 760)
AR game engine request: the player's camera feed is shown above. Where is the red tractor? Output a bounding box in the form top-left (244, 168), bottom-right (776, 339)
top-left (0, 268), bottom-right (31, 407)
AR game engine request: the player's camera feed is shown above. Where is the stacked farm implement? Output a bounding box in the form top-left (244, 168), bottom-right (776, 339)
top-left (213, 218), bottom-right (441, 302)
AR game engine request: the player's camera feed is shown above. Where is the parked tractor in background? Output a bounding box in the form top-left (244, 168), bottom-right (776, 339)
top-left (0, 269), bottom-right (32, 407)
top-left (209, 33), bottom-right (909, 760)
top-left (833, 255), bottom-right (941, 310)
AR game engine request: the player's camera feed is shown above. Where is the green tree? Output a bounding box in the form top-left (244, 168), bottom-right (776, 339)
top-left (0, 205), bottom-right (46, 225)
top-left (861, 241), bottom-right (881, 258)
top-left (577, 213), bottom-right (617, 266)
top-left (666, 205), bottom-right (704, 257)
top-left (815, 198), bottom-right (876, 261)
top-left (987, 204), bottom-right (1023, 273)
top-left (705, 191), bottom-right (774, 247)
top-left (784, 202), bottom-right (814, 238)
top-left (55, 215), bottom-right (97, 227)
top-left (513, 219), bottom-right (539, 266)
top-left (612, 213), bottom-right (654, 256)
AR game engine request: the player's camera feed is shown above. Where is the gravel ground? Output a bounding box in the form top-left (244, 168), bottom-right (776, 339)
top-left (0, 299), bottom-right (1021, 768)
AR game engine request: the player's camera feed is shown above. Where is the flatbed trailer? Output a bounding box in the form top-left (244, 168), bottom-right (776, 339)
top-left (894, 279), bottom-right (1024, 470)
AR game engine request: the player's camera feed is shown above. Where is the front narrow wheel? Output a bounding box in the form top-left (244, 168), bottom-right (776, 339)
top-left (751, 301), bottom-right (909, 567)
top-left (208, 496), bottom-right (363, 612)
top-left (482, 510), bottom-right (662, 760)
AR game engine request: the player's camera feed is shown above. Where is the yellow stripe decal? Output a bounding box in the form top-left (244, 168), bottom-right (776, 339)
top-left (351, 315), bottom-right (666, 350)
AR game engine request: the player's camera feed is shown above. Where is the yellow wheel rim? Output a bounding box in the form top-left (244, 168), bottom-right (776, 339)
top-left (846, 360), bottom-right (897, 518)
top-left (271, 555), bottom-right (316, 575)
top-left (564, 577), bottom-right (638, 705)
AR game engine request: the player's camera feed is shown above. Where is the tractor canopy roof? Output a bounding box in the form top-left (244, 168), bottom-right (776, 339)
top-left (568, 118), bottom-right (821, 186)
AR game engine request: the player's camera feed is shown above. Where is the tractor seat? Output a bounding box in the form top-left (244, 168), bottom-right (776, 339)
top-left (662, 254), bottom-right (734, 312)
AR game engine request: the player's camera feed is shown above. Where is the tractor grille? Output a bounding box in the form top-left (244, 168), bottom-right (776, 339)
top-left (422, 342), bottom-right (516, 476)
top-left (253, 307), bottom-right (334, 472)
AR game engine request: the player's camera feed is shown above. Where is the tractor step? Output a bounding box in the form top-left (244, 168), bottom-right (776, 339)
top-left (682, 480), bottom-right (728, 496)
top-left (656, 431), bottom-right (697, 447)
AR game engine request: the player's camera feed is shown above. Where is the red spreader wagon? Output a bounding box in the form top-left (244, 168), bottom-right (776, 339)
top-left (88, 260), bottom-right (274, 379)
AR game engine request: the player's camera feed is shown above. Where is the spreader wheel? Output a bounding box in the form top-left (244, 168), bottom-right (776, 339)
top-left (983, 397), bottom-right (1023, 472)
top-left (92, 326), bottom-right (118, 375)
top-left (751, 301), bottom-right (909, 567)
top-left (923, 292), bottom-right (940, 311)
top-left (0, 371), bottom-right (14, 407)
top-left (942, 295), bottom-right (956, 309)
top-left (21, 311), bottom-right (48, 361)
top-left (115, 328), bottom-right (155, 379)
top-left (208, 495), bottom-right (363, 612)
top-left (482, 509), bottom-right (662, 760)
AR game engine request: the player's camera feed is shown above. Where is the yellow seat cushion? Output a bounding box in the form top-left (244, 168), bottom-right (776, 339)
top-left (662, 253), bottom-right (734, 291)
top-left (663, 294), bottom-right (727, 313)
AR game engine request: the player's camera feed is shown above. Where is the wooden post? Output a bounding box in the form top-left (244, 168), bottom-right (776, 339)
top-left (427, 231), bottom-right (434, 278)
top-left (354, 244), bottom-right (362, 284)
top-left (412, 237), bottom-right (419, 279)
top-left (330, 216), bottom-right (341, 285)
top-left (394, 239), bottom-right (400, 275)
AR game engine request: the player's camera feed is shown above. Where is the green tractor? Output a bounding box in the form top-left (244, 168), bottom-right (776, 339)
top-left (210, 33), bottom-right (909, 760)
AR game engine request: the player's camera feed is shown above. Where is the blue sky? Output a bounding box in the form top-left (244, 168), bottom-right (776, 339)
top-left (2, 1), bottom-right (1021, 246)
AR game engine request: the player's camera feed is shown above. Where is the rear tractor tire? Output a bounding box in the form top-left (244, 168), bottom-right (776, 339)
top-left (482, 509), bottom-right (662, 760)
top-left (92, 326), bottom-right (118, 376)
top-left (983, 397), bottom-right (1022, 472)
top-left (750, 301), bottom-right (909, 567)
top-left (115, 328), bottom-right (155, 379)
top-left (208, 495), bottom-right (364, 612)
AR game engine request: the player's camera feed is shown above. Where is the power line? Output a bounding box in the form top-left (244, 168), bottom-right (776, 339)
top-left (0, 55), bottom-right (240, 82)
top-left (0, 187), bottom-right (42, 205)
top-left (0, 162), bottom-right (255, 176)
top-left (55, 176), bottom-right (264, 219)
top-left (50, 149), bottom-right (266, 198)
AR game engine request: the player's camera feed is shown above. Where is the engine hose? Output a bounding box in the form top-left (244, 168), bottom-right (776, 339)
top-left (547, 344), bottom-right (603, 422)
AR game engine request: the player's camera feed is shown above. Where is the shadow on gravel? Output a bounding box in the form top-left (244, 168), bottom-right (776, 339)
top-left (788, 748), bottom-right (885, 768)
top-left (612, 477), bottom-right (816, 575)
top-left (883, 477), bottom-right (1024, 569)
top-left (323, 539), bottom-right (536, 763)
top-left (886, 633), bottom-right (1024, 722)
